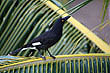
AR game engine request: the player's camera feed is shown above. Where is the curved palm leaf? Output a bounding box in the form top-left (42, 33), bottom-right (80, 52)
top-left (0, 54), bottom-right (110, 73)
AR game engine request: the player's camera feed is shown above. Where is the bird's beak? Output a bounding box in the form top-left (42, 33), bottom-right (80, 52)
top-left (62, 16), bottom-right (71, 21)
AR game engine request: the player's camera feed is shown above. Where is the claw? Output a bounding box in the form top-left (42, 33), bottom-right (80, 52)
top-left (50, 55), bottom-right (56, 59)
top-left (40, 55), bottom-right (46, 60)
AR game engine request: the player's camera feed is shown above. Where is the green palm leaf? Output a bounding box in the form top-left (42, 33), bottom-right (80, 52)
top-left (0, 54), bottom-right (110, 73)
top-left (101, 0), bottom-right (109, 23)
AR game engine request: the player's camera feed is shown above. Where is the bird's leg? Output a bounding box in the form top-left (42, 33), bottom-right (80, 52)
top-left (47, 49), bottom-right (56, 59)
top-left (28, 49), bottom-right (36, 57)
top-left (38, 49), bottom-right (46, 60)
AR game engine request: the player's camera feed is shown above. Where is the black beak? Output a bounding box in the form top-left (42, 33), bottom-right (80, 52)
top-left (62, 16), bottom-right (71, 21)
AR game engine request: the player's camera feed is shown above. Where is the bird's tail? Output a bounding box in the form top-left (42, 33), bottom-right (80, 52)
top-left (9, 44), bottom-right (28, 56)
top-left (9, 48), bottom-right (22, 56)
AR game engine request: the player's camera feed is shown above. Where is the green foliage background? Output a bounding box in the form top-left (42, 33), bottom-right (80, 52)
top-left (0, 0), bottom-right (110, 73)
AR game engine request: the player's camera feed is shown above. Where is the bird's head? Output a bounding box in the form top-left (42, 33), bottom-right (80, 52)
top-left (61, 16), bottom-right (71, 23)
top-left (50, 16), bottom-right (71, 30)
top-left (57, 16), bottom-right (71, 24)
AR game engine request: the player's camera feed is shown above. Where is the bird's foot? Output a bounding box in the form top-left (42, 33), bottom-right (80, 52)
top-left (40, 55), bottom-right (46, 60)
top-left (50, 55), bottom-right (56, 59)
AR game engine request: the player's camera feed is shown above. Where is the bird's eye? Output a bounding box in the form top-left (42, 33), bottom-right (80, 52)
top-left (62, 20), bottom-right (64, 22)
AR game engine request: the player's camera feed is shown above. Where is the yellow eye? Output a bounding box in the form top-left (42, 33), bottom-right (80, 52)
top-left (62, 20), bottom-right (64, 22)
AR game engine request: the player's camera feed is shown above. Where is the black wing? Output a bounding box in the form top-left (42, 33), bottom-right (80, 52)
top-left (28, 31), bottom-right (59, 49)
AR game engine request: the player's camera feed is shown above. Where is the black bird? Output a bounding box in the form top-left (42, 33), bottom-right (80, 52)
top-left (9, 16), bottom-right (71, 59)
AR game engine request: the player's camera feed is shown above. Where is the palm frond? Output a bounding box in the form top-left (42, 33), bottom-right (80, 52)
top-left (0, 54), bottom-right (110, 73)
top-left (101, 0), bottom-right (109, 23)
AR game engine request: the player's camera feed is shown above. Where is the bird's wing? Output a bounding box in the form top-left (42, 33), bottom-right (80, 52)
top-left (29, 31), bottom-right (57, 46)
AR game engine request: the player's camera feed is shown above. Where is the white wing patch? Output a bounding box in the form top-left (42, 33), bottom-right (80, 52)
top-left (21, 42), bottom-right (41, 52)
top-left (21, 47), bottom-right (37, 51)
top-left (21, 48), bottom-right (28, 51)
top-left (32, 42), bottom-right (41, 46)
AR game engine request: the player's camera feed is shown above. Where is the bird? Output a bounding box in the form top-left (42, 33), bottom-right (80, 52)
top-left (9, 16), bottom-right (71, 59)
